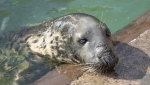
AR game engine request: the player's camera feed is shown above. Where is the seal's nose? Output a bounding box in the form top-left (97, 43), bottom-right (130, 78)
top-left (95, 44), bottom-right (118, 64)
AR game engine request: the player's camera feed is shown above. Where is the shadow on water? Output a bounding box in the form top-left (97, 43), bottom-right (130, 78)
top-left (113, 42), bottom-right (150, 80)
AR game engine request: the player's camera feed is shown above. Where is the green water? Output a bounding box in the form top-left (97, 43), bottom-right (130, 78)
top-left (0, 0), bottom-right (150, 33)
top-left (0, 0), bottom-right (150, 85)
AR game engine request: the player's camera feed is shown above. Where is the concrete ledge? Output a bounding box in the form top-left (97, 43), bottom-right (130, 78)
top-left (112, 10), bottom-right (150, 44)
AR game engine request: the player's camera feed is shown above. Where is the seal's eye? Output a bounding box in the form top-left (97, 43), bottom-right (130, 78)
top-left (106, 29), bottom-right (111, 37)
top-left (78, 39), bottom-right (88, 45)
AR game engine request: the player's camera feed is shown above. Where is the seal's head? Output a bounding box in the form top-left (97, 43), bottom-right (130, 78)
top-left (68, 14), bottom-right (118, 72)
top-left (18, 13), bottom-right (118, 72)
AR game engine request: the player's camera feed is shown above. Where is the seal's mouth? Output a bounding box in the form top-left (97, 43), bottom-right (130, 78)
top-left (90, 50), bottom-right (118, 73)
top-left (98, 50), bottom-right (115, 64)
top-left (94, 56), bottom-right (118, 73)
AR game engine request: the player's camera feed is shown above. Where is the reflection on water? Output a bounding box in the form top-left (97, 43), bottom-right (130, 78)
top-left (0, 0), bottom-right (150, 85)
top-left (0, 0), bottom-right (150, 32)
top-left (46, 6), bottom-right (113, 15)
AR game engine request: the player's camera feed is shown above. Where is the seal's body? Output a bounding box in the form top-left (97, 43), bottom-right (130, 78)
top-left (16, 13), bottom-right (118, 72)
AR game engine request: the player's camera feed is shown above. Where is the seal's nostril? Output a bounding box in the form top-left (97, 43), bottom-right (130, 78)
top-left (105, 57), bottom-right (114, 63)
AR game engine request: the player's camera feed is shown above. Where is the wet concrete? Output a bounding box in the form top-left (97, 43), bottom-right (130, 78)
top-left (32, 65), bottom-right (84, 85)
top-left (33, 10), bottom-right (150, 85)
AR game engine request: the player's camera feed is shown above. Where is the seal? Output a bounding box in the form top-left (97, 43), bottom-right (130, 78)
top-left (16, 13), bottom-right (118, 72)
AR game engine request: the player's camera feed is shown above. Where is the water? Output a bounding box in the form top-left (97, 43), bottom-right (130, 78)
top-left (0, 0), bottom-right (150, 85)
top-left (0, 0), bottom-right (150, 33)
